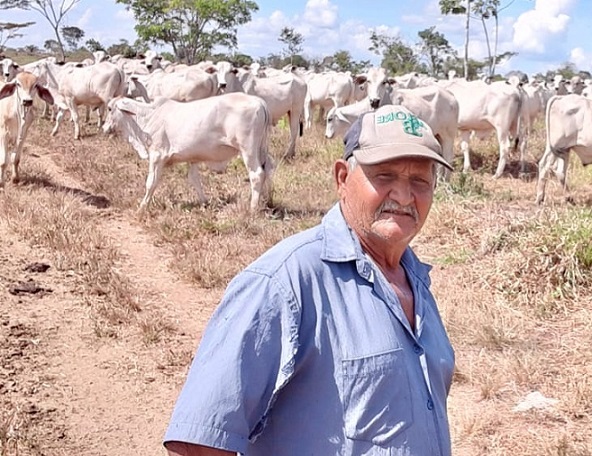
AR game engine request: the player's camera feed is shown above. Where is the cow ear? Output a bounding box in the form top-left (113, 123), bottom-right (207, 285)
top-left (36, 85), bottom-right (54, 105)
top-left (387, 77), bottom-right (397, 85)
top-left (204, 65), bottom-right (217, 74)
top-left (13, 63), bottom-right (19, 69)
top-left (115, 98), bottom-right (139, 115)
top-left (354, 75), bottom-right (367, 84)
top-left (0, 82), bottom-right (16, 100)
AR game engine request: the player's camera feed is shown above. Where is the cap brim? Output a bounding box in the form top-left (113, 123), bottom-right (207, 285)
top-left (353, 143), bottom-right (454, 171)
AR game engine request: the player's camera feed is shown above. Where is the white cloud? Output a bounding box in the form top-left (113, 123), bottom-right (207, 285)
top-left (512, 0), bottom-right (575, 54)
top-left (302, 0), bottom-right (338, 28)
top-left (570, 47), bottom-right (592, 72)
top-left (115, 8), bottom-right (134, 21)
top-left (76, 8), bottom-right (93, 29)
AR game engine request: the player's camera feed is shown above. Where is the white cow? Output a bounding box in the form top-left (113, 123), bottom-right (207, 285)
top-left (325, 98), bottom-right (373, 139)
top-left (116, 50), bottom-right (162, 75)
top-left (102, 93), bottom-right (273, 211)
top-left (136, 67), bottom-right (218, 101)
top-left (355, 66), bottom-right (391, 109)
top-left (1, 58), bottom-right (19, 81)
top-left (550, 74), bottom-right (570, 95)
top-left (522, 82), bottom-right (549, 133)
top-left (303, 71), bottom-right (366, 129)
top-left (216, 66), bottom-right (306, 158)
top-left (0, 72), bottom-right (54, 185)
top-left (93, 50), bottom-right (110, 64)
top-left (536, 94), bottom-right (592, 204)
top-left (36, 60), bottom-right (126, 139)
top-left (326, 85), bottom-right (459, 179)
top-left (437, 79), bottom-right (528, 177)
top-left (125, 75), bottom-right (151, 102)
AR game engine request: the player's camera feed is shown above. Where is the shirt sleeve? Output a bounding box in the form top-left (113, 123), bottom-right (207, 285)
top-left (163, 268), bottom-right (301, 454)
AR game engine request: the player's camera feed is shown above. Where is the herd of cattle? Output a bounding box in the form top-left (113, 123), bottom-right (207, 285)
top-left (1, 49), bottom-right (592, 210)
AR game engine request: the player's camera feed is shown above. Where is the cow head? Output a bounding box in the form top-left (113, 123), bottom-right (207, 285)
top-left (0, 72), bottom-right (54, 116)
top-left (1, 58), bottom-right (20, 82)
top-left (359, 67), bottom-right (390, 109)
top-left (215, 61), bottom-right (240, 92)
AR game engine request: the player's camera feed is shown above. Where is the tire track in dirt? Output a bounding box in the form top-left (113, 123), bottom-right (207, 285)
top-left (18, 149), bottom-right (221, 455)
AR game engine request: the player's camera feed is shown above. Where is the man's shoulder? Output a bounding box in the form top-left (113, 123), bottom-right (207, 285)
top-left (247, 223), bottom-right (326, 277)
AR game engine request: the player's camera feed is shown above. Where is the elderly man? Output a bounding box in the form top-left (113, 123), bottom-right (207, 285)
top-left (164, 105), bottom-right (455, 456)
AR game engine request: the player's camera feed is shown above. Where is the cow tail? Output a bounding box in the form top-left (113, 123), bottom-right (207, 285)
top-left (260, 101), bottom-right (273, 175)
top-left (115, 67), bottom-right (127, 98)
top-left (514, 88), bottom-right (526, 151)
top-left (545, 95), bottom-right (560, 157)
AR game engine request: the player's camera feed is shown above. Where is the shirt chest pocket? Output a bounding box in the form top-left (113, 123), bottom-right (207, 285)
top-left (340, 348), bottom-right (414, 447)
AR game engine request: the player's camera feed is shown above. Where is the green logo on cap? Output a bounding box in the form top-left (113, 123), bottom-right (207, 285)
top-left (376, 111), bottom-right (425, 137)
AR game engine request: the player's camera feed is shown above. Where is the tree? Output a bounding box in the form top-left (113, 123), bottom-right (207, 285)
top-left (61, 25), bottom-right (84, 50)
top-left (85, 38), bottom-right (104, 52)
top-left (106, 38), bottom-right (137, 58)
top-left (115, 0), bottom-right (259, 65)
top-left (369, 30), bottom-right (418, 75)
top-left (0, 21), bottom-right (34, 52)
top-left (0, 0), bottom-right (81, 61)
top-left (439, 0), bottom-right (471, 78)
top-left (21, 43), bottom-right (39, 53)
top-left (417, 26), bottom-right (456, 76)
top-left (44, 38), bottom-right (60, 54)
top-left (329, 50), bottom-right (370, 73)
top-left (278, 26), bottom-right (303, 65)
top-left (440, 0), bottom-right (515, 79)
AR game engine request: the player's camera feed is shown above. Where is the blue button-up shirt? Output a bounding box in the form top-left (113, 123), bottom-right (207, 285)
top-left (164, 203), bottom-right (455, 455)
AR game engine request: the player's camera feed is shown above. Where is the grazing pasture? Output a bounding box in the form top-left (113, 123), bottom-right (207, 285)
top-left (1, 106), bottom-right (592, 455)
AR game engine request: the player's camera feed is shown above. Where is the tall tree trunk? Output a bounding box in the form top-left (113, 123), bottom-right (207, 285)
top-left (492, 12), bottom-right (499, 77)
top-left (480, 17), bottom-right (492, 78)
top-left (52, 24), bottom-right (65, 61)
top-left (463, 0), bottom-right (470, 79)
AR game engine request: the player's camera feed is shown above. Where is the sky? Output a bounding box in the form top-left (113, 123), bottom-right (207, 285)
top-left (2, 0), bottom-right (591, 76)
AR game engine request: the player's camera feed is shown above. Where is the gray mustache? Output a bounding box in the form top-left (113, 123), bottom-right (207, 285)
top-left (377, 202), bottom-right (418, 222)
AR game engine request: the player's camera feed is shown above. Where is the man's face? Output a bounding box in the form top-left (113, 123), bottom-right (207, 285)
top-left (336, 157), bottom-right (435, 250)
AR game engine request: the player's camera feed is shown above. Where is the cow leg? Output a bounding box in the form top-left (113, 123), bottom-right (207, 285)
top-left (70, 104), bottom-right (81, 140)
top-left (535, 146), bottom-right (555, 204)
top-left (284, 111), bottom-right (298, 159)
top-left (140, 157), bottom-right (164, 208)
top-left (11, 126), bottom-right (31, 184)
top-left (553, 154), bottom-right (571, 201)
top-left (245, 163), bottom-right (267, 212)
top-left (85, 105), bottom-right (91, 123)
top-left (459, 130), bottom-right (471, 173)
top-left (187, 163), bottom-right (207, 205)
top-left (494, 130), bottom-right (511, 179)
top-left (304, 99), bottom-right (312, 130)
top-left (518, 133), bottom-right (528, 177)
top-left (437, 135), bottom-right (453, 182)
top-left (0, 140), bottom-right (7, 187)
top-left (51, 108), bottom-right (66, 136)
top-left (97, 105), bottom-right (105, 128)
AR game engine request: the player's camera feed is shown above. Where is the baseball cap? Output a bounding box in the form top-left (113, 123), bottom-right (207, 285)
top-left (343, 105), bottom-right (453, 171)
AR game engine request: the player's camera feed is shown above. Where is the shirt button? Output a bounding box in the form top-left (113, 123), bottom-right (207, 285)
top-left (413, 344), bottom-right (422, 354)
top-left (427, 399), bottom-right (434, 410)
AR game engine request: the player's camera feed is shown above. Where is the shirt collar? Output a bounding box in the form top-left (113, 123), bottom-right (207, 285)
top-left (320, 203), bottom-right (362, 263)
top-left (320, 202), bottom-right (433, 286)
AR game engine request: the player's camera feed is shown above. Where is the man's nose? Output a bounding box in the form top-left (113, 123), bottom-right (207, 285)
top-left (388, 178), bottom-right (413, 205)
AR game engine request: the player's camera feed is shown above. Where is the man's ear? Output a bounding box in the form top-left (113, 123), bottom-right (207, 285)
top-left (334, 159), bottom-right (350, 193)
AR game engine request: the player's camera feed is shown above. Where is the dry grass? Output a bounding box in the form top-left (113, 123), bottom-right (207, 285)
top-left (2, 107), bottom-right (592, 454)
